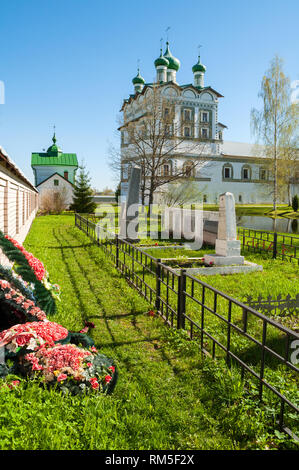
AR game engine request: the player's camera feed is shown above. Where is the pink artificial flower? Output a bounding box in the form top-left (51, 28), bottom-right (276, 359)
top-left (57, 373), bottom-right (67, 382)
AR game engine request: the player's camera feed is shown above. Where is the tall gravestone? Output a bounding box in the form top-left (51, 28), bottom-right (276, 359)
top-left (119, 165), bottom-right (141, 240)
top-left (204, 192), bottom-right (244, 266)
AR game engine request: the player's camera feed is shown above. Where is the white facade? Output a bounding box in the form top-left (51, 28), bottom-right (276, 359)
top-left (119, 46), bottom-right (299, 205)
top-left (37, 173), bottom-right (74, 208)
top-left (0, 145), bottom-right (38, 266)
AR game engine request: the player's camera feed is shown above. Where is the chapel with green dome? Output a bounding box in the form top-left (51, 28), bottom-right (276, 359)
top-left (31, 132), bottom-right (78, 186)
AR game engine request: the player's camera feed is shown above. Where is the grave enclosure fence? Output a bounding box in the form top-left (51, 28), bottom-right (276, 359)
top-left (238, 227), bottom-right (299, 263)
top-left (75, 213), bottom-right (299, 440)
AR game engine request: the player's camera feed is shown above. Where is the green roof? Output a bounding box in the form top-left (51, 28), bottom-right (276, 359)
top-left (31, 133), bottom-right (78, 167)
top-left (31, 153), bottom-right (78, 166)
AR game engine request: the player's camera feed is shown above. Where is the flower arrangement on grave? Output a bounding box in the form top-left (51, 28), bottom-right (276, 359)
top-left (0, 231), bottom-right (60, 315)
top-left (22, 344), bottom-right (116, 395)
top-left (0, 238), bottom-right (117, 395)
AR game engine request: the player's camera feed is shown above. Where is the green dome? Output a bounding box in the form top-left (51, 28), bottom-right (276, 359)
top-left (192, 56), bottom-right (206, 73)
top-left (132, 69), bottom-right (145, 85)
top-left (47, 133), bottom-right (62, 155)
top-left (154, 49), bottom-right (169, 68)
top-left (163, 42), bottom-right (180, 71)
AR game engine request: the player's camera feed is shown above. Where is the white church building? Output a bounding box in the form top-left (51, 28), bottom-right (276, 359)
top-left (119, 42), bottom-right (298, 205)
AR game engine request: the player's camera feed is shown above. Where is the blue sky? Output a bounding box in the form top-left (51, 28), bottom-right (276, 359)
top-left (0, 0), bottom-right (298, 190)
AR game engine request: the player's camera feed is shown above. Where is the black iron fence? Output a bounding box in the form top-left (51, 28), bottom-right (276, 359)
top-left (75, 213), bottom-right (299, 440)
top-left (238, 227), bottom-right (299, 263)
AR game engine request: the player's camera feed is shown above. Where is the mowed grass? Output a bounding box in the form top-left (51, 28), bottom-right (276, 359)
top-left (0, 214), bottom-right (297, 450)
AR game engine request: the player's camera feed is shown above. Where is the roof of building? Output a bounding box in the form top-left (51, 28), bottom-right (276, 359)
top-left (0, 145), bottom-right (38, 192)
top-left (220, 141), bottom-right (267, 158)
top-left (31, 153), bottom-right (78, 166)
top-left (120, 83), bottom-right (223, 111)
top-left (31, 133), bottom-right (78, 167)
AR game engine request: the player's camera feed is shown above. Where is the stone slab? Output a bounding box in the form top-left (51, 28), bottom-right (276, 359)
top-left (204, 253), bottom-right (244, 266)
top-left (171, 260), bottom-right (263, 276)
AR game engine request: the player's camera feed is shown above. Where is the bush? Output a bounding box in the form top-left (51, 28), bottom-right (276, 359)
top-left (292, 195), bottom-right (299, 212)
top-left (39, 188), bottom-right (69, 215)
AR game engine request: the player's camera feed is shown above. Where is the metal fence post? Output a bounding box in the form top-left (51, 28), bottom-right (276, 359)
top-left (177, 269), bottom-right (186, 329)
top-left (273, 232), bottom-right (278, 259)
top-left (155, 259), bottom-right (161, 311)
top-left (115, 234), bottom-right (119, 269)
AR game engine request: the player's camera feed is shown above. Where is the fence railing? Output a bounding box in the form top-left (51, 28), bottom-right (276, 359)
top-left (238, 227), bottom-right (299, 263)
top-left (75, 213), bottom-right (299, 440)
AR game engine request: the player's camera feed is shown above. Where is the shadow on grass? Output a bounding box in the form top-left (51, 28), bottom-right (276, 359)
top-left (233, 334), bottom-right (289, 371)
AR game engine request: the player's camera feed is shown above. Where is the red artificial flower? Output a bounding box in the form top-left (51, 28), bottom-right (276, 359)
top-left (104, 375), bottom-right (112, 384)
top-left (57, 373), bottom-right (67, 382)
top-left (108, 366), bottom-right (115, 374)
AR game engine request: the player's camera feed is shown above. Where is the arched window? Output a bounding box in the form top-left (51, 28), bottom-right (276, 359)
top-left (223, 163), bottom-right (233, 180)
top-left (259, 168), bottom-right (267, 181)
top-left (183, 161), bottom-right (195, 178)
top-left (241, 165), bottom-right (251, 180)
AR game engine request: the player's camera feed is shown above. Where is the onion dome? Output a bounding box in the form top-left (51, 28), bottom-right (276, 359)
top-left (163, 42), bottom-right (180, 71)
top-left (132, 69), bottom-right (145, 85)
top-left (154, 49), bottom-right (169, 68)
top-left (47, 133), bottom-right (62, 155)
top-left (192, 55), bottom-right (206, 73)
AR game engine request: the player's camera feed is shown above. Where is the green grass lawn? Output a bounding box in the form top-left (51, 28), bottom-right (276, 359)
top-left (0, 214), bottom-right (298, 450)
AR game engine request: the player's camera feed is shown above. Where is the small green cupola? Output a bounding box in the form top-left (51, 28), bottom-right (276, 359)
top-left (46, 132), bottom-right (63, 156)
top-left (192, 55), bottom-right (206, 88)
top-left (154, 49), bottom-right (169, 83)
top-left (163, 42), bottom-right (180, 83)
top-left (132, 68), bottom-right (145, 93)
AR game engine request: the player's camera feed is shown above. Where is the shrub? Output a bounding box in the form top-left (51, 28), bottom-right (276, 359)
top-left (39, 188), bottom-right (69, 215)
top-left (292, 194), bottom-right (298, 212)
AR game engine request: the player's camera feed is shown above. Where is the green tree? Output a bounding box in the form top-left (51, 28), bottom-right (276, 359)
top-left (292, 194), bottom-right (299, 212)
top-left (115, 182), bottom-right (121, 202)
top-left (71, 163), bottom-right (96, 214)
top-left (251, 55), bottom-right (299, 211)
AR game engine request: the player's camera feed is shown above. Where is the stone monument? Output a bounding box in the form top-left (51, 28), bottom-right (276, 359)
top-left (204, 192), bottom-right (244, 266)
top-left (119, 165), bottom-right (141, 241)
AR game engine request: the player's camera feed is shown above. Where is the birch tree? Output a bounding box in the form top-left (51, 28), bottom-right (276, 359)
top-left (251, 56), bottom-right (299, 210)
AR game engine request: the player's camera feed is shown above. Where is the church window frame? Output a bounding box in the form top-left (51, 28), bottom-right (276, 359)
top-left (184, 126), bottom-right (191, 138)
top-left (201, 128), bottom-right (209, 139)
top-left (223, 163), bottom-right (233, 180)
top-left (241, 164), bottom-right (252, 181)
top-left (201, 111), bottom-right (209, 123)
top-left (54, 179), bottom-right (59, 187)
top-left (259, 168), bottom-right (267, 181)
top-left (183, 160), bottom-right (195, 178)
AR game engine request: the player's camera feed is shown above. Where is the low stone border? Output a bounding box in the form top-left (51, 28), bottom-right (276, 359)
top-left (170, 260), bottom-right (263, 276)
